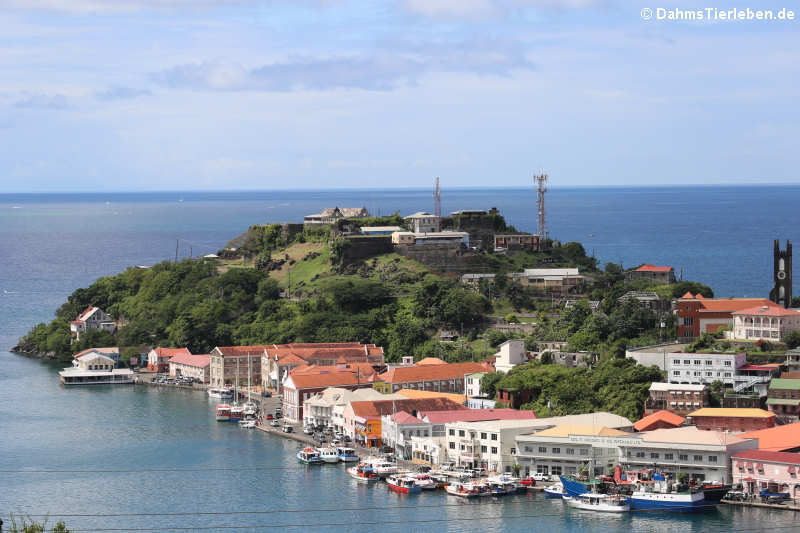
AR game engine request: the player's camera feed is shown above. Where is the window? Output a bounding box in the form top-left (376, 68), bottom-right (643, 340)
top-left (694, 360), bottom-right (701, 365)
top-left (449, 442), bottom-right (455, 449)
top-left (635, 451), bottom-right (645, 458)
top-left (580, 449), bottom-right (588, 456)
top-left (537, 465), bottom-right (548, 474)
top-left (693, 455), bottom-right (703, 461)
top-left (673, 371), bottom-right (681, 376)
top-left (705, 360), bottom-right (713, 366)
top-left (552, 448), bottom-right (560, 454)
top-left (650, 453), bottom-right (659, 459)
top-left (459, 430), bottom-right (465, 437)
top-left (551, 466), bottom-right (562, 475)
top-left (683, 359), bottom-right (691, 365)
top-left (679, 454), bottom-right (688, 461)
top-left (524, 446), bottom-right (532, 453)
top-left (724, 361), bottom-right (731, 366)
top-left (706, 372), bottom-right (713, 377)
top-left (708, 456), bottom-right (717, 463)
top-left (481, 446), bottom-right (487, 453)
top-left (511, 448), bottom-right (516, 455)
top-left (481, 432), bottom-right (487, 440)
top-left (449, 429), bottom-right (455, 436)
top-left (567, 448), bottom-right (575, 455)
top-left (491, 447), bottom-right (498, 454)
top-left (538, 446), bottom-right (547, 453)
top-left (724, 372), bottom-right (731, 377)
top-left (491, 434), bottom-right (498, 441)
top-left (664, 453), bottom-right (674, 460)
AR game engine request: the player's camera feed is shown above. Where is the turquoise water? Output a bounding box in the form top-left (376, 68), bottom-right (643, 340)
top-left (1, 186), bottom-right (799, 531)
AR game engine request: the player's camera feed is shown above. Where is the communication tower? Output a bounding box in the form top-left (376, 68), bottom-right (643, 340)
top-left (534, 173), bottom-right (548, 239)
top-left (433, 176), bottom-right (442, 218)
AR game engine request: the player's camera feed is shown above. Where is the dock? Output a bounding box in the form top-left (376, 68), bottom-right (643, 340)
top-left (722, 499), bottom-right (800, 512)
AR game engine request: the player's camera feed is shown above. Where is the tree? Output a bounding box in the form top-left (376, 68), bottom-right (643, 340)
top-left (505, 313), bottom-right (518, 324)
top-left (480, 372), bottom-right (504, 399)
top-left (784, 330), bottom-right (800, 349)
top-left (708, 380), bottom-right (725, 407)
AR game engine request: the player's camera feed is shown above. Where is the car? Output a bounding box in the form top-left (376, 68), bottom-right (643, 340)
top-left (332, 438), bottom-right (343, 446)
top-left (261, 391), bottom-right (272, 398)
top-left (265, 414), bottom-right (274, 420)
top-left (343, 435), bottom-right (352, 442)
top-left (282, 425), bottom-right (293, 433)
top-left (532, 473), bottom-right (551, 482)
top-left (269, 419), bottom-right (280, 427)
top-left (303, 427), bottom-right (314, 435)
top-left (275, 413), bottom-right (283, 419)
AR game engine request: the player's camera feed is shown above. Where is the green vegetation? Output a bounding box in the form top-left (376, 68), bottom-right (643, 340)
top-left (6, 516), bottom-right (70, 533)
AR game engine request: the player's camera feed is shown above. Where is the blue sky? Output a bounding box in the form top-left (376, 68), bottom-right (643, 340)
top-left (0, 0), bottom-right (798, 191)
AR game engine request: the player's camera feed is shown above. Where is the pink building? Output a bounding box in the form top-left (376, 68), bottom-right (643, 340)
top-left (732, 449), bottom-right (800, 500)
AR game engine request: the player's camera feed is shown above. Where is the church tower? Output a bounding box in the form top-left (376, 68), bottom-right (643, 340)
top-left (770, 239), bottom-right (792, 308)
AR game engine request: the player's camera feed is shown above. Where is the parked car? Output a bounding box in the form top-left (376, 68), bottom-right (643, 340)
top-left (261, 391), bottom-right (272, 398)
top-left (283, 425), bottom-right (293, 433)
top-left (303, 427), bottom-right (314, 435)
top-left (275, 413), bottom-right (283, 419)
top-left (269, 419), bottom-right (280, 427)
top-left (265, 414), bottom-right (274, 420)
top-left (532, 473), bottom-right (551, 482)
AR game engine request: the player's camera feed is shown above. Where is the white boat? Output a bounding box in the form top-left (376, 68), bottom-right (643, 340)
top-left (544, 481), bottom-right (567, 498)
top-left (628, 479), bottom-right (711, 512)
top-left (337, 447), bottom-right (359, 463)
top-left (347, 463), bottom-right (378, 483)
top-left (485, 475), bottom-right (518, 495)
top-left (229, 404), bottom-right (244, 422)
top-left (369, 460), bottom-right (398, 478)
top-left (208, 388), bottom-right (233, 399)
top-left (387, 474), bottom-right (422, 494)
top-left (564, 493), bottom-right (630, 513)
top-left (297, 447), bottom-right (322, 465)
top-left (215, 404), bottom-right (231, 421)
top-left (412, 473), bottom-right (437, 491)
top-left (238, 419), bottom-right (256, 429)
top-left (445, 481), bottom-right (488, 498)
top-left (243, 401), bottom-right (258, 419)
top-left (317, 447), bottom-right (340, 463)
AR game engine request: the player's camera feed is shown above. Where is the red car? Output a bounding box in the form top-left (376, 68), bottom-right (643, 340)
top-left (519, 478), bottom-right (535, 487)
top-left (265, 414), bottom-right (274, 420)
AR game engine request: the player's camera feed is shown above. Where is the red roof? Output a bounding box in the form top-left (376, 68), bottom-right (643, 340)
top-left (73, 347), bottom-right (119, 359)
top-left (349, 397), bottom-right (468, 419)
top-left (168, 353), bottom-right (210, 368)
top-left (733, 450), bottom-right (800, 466)
top-left (153, 347), bottom-right (191, 359)
top-left (681, 292), bottom-right (695, 299)
top-left (76, 306), bottom-right (98, 321)
top-left (214, 345), bottom-right (268, 356)
top-left (635, 264), bottom-right (673, 272)
top-left (634, 410), bottom-right (686, 432)
top-left (738, 364), bottom-right (777, 372)
top-left (264, 343), bottom-right (385, 364)
top-left (733, 305), bottom-right (800, 317)
top-left (740, 422), bottom-right (800, 451)
top-left (420, 408), bottom-right (536, 424)
top-left (290, 363), bottom-right (377, 378)
top-left (416, 357), bottom-right (447, 366)
top-left (694, 298), bottom-right (777, 313)
top-left (285, 371), bottom-right (373, 390)
top-left (378, 362), bottom-right (491, 383)
top-left (276, 353), bottom-right (307, 366)
top-left (391, 411), bottom-right (423, 424)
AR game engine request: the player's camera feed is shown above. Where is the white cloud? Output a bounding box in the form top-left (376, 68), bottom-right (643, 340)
top-left (13, 93), bottom-right (70, 109)
top-left (403, 0), bottom-right (498, 19)
top-left (95, 86), bottom-right (152, 101)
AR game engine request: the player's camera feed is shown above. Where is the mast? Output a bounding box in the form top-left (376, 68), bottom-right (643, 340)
top-left (433, 177), bottom-right (441, 218)
top-left (534, 173), bottom-right (548, 239)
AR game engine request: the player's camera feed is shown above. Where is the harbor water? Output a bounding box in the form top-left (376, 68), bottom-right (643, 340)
top-left (2, 186), bottom-right (800, 531)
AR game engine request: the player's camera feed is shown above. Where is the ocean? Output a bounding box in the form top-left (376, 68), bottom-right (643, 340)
top-left (1, 185), bottom-right (798, 532)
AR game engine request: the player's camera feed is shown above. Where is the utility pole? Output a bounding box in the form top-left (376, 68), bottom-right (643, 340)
top-left (175, 239), bottom-right (179, 262)
top-left (534, 173), bottom-right (548, 239)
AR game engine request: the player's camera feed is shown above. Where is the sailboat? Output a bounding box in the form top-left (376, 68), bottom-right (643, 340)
top-left (242, 353), bottom-right (258, 420)
top-left (229, 357), bottom-right (243, 422)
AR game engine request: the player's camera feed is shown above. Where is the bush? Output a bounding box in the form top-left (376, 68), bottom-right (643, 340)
top-left (784, 330), bottom-right (800, 349)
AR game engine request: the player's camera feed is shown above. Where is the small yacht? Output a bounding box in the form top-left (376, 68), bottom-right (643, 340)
top-left (317, 447), bottom-right (340, 463)
top-left (297, 447), bottom-right (322, 465)
top-left (229, 404), bottom-right (244, 422)
top-left (564, 493), bottom-right (630, 513)
top-left (544, 481), bottom-right (567, 498)
top-left (215, 404), bottom-right (231, 421)
top-left (337, 447), bottom-right (359, 463)
top-left (413, 473), bottom-right (437, 491)
top-left (238, 419), bottom-right (256, 429)
top-left (386, 474), bottom-right (422, 494)
top-left (347, 463), bottom-right (378, 483)
top-left (242, 401), bottom-right (258, 419)
top-left (208, 388), bottom-right (233, 399)
top-left (486, 475), bottom-right (518, 495)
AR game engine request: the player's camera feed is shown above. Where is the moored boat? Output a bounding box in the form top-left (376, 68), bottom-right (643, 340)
top-left (229, 404), bottom-right (244, 422)
top-left (215, 404), bottom-right (231, 421)
top-left (347, 463), bottom-right (378, 483)
top-left (445, 481), bottom-right (486, 498)
top-left (387, 474), bottom-right (422, 494)
top-left (297, 447), bottom-right (323, 465)
top-left (337, 447), bottom-right (359, 463)
top-left (544, 481), bottom-right (567, 498)
top-left (485, 475), bottom-right (518, 496)
top-left (238, 419), bottom-right (256, 429)
top-left (628, 479), bottom-right (713, 512)
top-left (370, 460), bottom-right (398, 478)
top-left (412, 473), bottom-right (437, 490)
top-left (317, 446), bottom-right (340, 463)
top-left (564, 493), bottom-right (630, 513)
top-left (208, 388), bottom-right (233, 399)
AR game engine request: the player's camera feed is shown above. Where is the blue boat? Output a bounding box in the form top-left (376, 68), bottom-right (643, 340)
top-left (627, 478), bottom-right (714, 512)
top-left (559, 476), bottom-right (591, 497)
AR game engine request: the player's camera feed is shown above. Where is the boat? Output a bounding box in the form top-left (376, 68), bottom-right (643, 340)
top-left (370, 460), bottom-right (398, 478)
top-left (386, 474), bottom-right (422, 494)
top-left (215, 404), bottom-right (231, 421)
top-left (347, 463), bottom-right (378, 483)
top-left (337, 447), bottom-right (359, 463)
top-left (238, 419), bottom-right (256, 429)
top-left (564, 493), bottom-right (630, 513)
top-left (628, 477), bottom-right (713, 512)
top-left (229, 404), bottom-right (244, 422)
top-left (485, 474), bottom-right (519, 495)
top-left (243, 401), bottom-right (258, 419)
top-left (559, 475), bottom-right (592, 497)
top-left (544, 481), bottom-right (567, 498)
top-left (207, 388), bottom-right (233, 399)
top-left (412, 473), bottom-right (437, 491)
top-left (445, 481), bottom-right (486, 498)
top-left (297, 447), bottom-right (323, 465)
top-left (317, 446), bottom-right (340, 463)
top-left (701, 483), bottom-right (731, 504)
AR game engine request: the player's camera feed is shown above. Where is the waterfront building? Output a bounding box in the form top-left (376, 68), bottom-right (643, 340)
top-left (147, 347), bottom-right (191, 373)
top-left (676, 293), bottom-right (777, 341)
top-left (360, 226), bottom-right (405, 236)
top-left (732, 450), bottom-right (800, 500)
top-left (766, 378), bottom-right (800, 422)
top-left (381, 411), bottom-right (434, 459)
top-left (72, 347), bottom-right (120, 365)
top-left (69, 306), bottom-right (116, 340)
top-left (168, 353), bottom-right (211, 383)
top-left (624, 264), bottom-right (676, 285)
top-left (410, 435), bottom-right (448, 465)
top-left (282, 370), bottom-right (375, 423)
top-left (619, 426), bottom-right (756, 484)
top-left (444, 418), bottom-right (544, 473)
top-left (666, 352), bottom-right (747, 387)
top-left (633, 410), bottom-right (686, 432)
top-left (209, 345), bottom-right (264, 388)
top-left (404, 211), bottom-right (441, 233)
top-left (303, 385), bottom-right (401, 429)
top-left (645, 382), bottom-right (709, 416)
top-left (329, 388), bottom-right (404, 434)
top-left (421, 408), bottom-right (537, 445)
top-left (732, 305), bottom-right (800, 341)
top-left (261, 342), bottom-right (385, 392)
top-left (686, 408), bottom-right (775, 433)
top-left (493, 339), bottom-right (527, 374)
top-left (740, 421), bottom-right (800, 452)
top-left (303, 207), bottom-right (369, 226)
top-left (58, 351), bottom-right (134, 385)
top-left (373, 362), bottom-right (490, 394)
top-left (342, 397), bottom-right (467, 447)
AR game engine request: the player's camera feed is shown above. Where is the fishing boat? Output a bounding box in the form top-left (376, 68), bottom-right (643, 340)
top-left (215, 404), bottom-right (231, 421)
top-left (544, 481), bottom-right (567, 498)
top-left (347, 463), bottom-right (378, 483)
top-left (238, 419), bottom-right (256, 429)
top-left (297, 447), bottom-right (323, 465)
top-left (559, 475), bottom-right (592, 497)
top-left (564, 493), bottom-right (630, 513)
top-left (412, 473), bottom-right (437, 491)
top-left (317, 446), bottom-right (340, 463)
top-left (445, 481), bottom-right (486, 498)
top-left (337, 447), bottom-right (359, 463)
top-left (208, 388), bottom-right (233, 399)
top-left (485, 475), bottom-right (518, 495)
top-left (628, 478), bottom-right (712, 512)
top-left (229, 404), bottom-right (244, 422)
top-left (386, 474), bottom-right (422, 494)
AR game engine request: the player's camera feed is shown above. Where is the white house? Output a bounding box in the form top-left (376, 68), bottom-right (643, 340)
top-left (666, 352), bottom-right (746, 387)
top-left (493, 339), bottom-right (527, 373)
top-left (464, 372), bottom-right (488, 399)
top-left (732, 305), bottom-right (800, 341)
top-left (381, 411), bottom-right (434, 459)
top-left (58, 351), bottom-right (133, 385)
top-left (404, 211), bottom-right (440, 233)
top-left (69, 307), bottom-right (116, 340)
top-left (444, 419), bottom-right (543, 473)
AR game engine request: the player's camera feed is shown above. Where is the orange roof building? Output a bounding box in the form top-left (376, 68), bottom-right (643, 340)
top-left (687, 408), bottom-right (776, 433)
top-left (634, 410), bottom-right (686, 432)
top-left (416, 357), bottom-right (447, 365)
top-left (147, 347), bottom-right (191, 373)
top-left (282, 370), bottom-right (376, 423)
top-left (740, 421), bottom-right (800, 452)
top-left (375, 362), bottom-right (491, 394)
top-left (677, 294), bottom-right (779, 341)
top-left (396, 389), bottom-right (466, 405)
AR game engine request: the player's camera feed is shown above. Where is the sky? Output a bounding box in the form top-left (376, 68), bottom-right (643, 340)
top-left (0, 0), bottom-right (798, 191)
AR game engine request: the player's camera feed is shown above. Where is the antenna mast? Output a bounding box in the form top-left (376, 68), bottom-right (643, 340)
top-left (433, 176), bottom-right (441, 218)
top-left (534, 173), bottom-right (548, 239)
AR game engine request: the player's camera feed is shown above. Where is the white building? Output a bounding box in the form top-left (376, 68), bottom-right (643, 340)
top-left (667, 352), bottom-right (746, 387)
top-left (381, 412), bottom-right (434, 459)
top-left (624, 343), bottom-right (690, 371)
top-left (732, 305), bottom-right (800, 341)
top-left (69, 306), bottom-right (116, 340)
top-left (444, 419), bottom-right (544, 473)
top-left (404, 211), bottom-right (440, 233)
top-left (493, 339), bottom-right (527, 373)
top-left (464, 372), bottom-right (488, 399)
top-left (411, 435), bottom-right (448, 465)
top-left (58, 351), bottom-right (134, 385)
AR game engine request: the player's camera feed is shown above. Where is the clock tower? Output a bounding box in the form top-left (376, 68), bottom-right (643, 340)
top-left (770, 239), bottom-right (792, 308)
